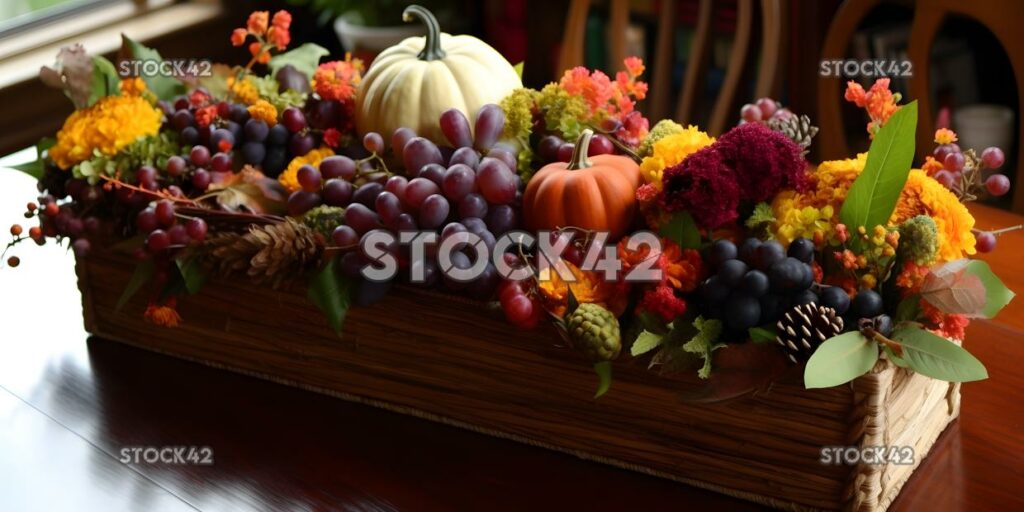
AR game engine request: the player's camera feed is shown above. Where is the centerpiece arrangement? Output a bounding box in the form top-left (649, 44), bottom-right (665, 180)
top-left (3, 6), bottom-right (1016, 511)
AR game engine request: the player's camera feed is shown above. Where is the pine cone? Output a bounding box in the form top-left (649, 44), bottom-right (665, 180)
top-left (775, 302), bottom-right (844, 364)
top-left (567, 303), bottom-right (622, 362)
top-left (206, 219), bottom-right (320, 287)
top-left (768, 114), bottom-right (819, 156)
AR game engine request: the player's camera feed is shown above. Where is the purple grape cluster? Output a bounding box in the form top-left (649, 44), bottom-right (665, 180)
top-left (697, 237), bottom-right (850, 338)
top-left (739, 97), bottom-right (795, 124)
top-left (293, 104), bottom-right (524, 304)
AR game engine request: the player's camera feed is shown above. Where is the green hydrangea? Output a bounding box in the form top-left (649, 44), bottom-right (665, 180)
top-left (75, 131), bottom-right (181, 183)
top-left (897, 215), bottom-right (939, 265)
top-left (499, 88), bottom-right (539, 141)
top-left (302, 205), bottom-right (346, 238)
top-left (537, 83), bottom-right (588, 142)
top-left (638, 119), bottom-right (685, 158)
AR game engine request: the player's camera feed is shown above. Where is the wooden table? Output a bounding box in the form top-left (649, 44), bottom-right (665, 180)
top-left (1, 169), bottom-right (1022, 511)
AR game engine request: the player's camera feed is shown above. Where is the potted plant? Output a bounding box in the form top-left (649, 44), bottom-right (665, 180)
top-left (288, 0), bottom-right (454, 58)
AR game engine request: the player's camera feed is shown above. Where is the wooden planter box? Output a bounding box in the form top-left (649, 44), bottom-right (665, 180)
top-left (76, 251), bottom-right (960, 511)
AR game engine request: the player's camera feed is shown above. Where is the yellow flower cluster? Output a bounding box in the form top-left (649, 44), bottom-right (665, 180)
top-left (279, 147), bottom-right (335, 193)
top-left (49, 94), bottom-right (163, 170)
top-left (228, 75), bottom-right (260, 105)
top-left (638, 126), bottom-right (714, 190)
top-left (773, 201), bottom-right (834, 246)
top-left (247, 99), bottom-right (278, 126)
top-left (771, 153), bottom-right (975, 260)
top-left (119, 77), bottom-right (147, 97)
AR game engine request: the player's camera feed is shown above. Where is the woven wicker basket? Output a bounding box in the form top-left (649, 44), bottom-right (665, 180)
top-left (76, 251), bottom-right (960, 511)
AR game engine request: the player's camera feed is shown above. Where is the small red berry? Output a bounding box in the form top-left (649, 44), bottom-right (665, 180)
top-left (43, 202), bottom-right (59, 217)
top-left (26, 202), bottom-right (37, 212)
top-left (6, 256), bottom-right (19, 267)
top-left (10, 224), bottom-right (22, 236)
top-left (28, 226), bottom-right (42, 239)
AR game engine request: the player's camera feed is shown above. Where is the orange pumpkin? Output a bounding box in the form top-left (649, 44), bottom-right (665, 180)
top-left (523, 129), bottom-right (641, 240)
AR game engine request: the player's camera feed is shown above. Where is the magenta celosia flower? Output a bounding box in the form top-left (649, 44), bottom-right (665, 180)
top-left (714, 122), bottom-right (808, 202)
top-left (660, 146), bottom-right (740, 229)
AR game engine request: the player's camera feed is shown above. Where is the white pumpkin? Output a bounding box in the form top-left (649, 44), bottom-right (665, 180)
top-left (355, 5), bottom-right (522, 146)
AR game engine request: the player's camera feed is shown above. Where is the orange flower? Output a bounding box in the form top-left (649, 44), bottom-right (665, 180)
top-left (231, 28), bottom-right (248, 47)
top-left (536, 261), bottom-right (626, 317)
top-left (844, 81), bottom-right (867, 107)
top-left (313, 57), bottom-right (364, 102)
top-left (267, 26), bottom-right (291, 50)
top-left (922, 156), bottom-right (944, 177)
top-left (934, 128), bottom-right (958, 145)
top-left (272, 10), bottom-right (292, 30)
top-left (119, 77), bottom-right (147, 97)
top-left (194, 105), bottom-right (217, 128)
top-left (921, 301), bottom-right (968, 341)
top-left (247, 11), bottom-right (269, 36)
top-left (144, 298), bottom-right (182, 327)
top-left (895, 260), bottom-right (929, 295)
top-left (616, 237), bottom-right (703, 292)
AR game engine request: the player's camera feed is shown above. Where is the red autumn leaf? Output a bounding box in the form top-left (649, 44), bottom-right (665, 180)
top-left (920, 259), bottom-right (987, 316)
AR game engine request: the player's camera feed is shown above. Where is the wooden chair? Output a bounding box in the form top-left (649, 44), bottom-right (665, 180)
top-left (558, 0), bottom-right (785, 136)
top-left (818, 0), bottom-right (1024, 211)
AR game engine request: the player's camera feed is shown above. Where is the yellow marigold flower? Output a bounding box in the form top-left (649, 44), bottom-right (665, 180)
top-left (247, 99), bottom-right (278, 126)
top-left (229, 75), bottom-right (261, 105)
top-left (279, 147), bottom-right (335, 193)
top-left (119, 77), bottom-right (147, 97)
top-left (891, 169), bottom-right (975, 261)
top-left (638, 126), bottom-right (714, 190)
top-left (934, 128), bottom-right (958, 145)
top-left (49, 95), bottom-right (162, 170)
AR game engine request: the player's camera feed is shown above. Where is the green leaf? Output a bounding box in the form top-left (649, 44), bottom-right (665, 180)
top-left (659, 211), bottom-right (701, 249)
top-left (593, 361), bottom-right (613, 398)
top-left (748, 326), bottom-right (777, 344)
top-left (839, 101), bottom-right (918, 230)
top-left (565, 285), bottom-right (579, 317)
top-left (116, 260), bottom-right (155, 311)
top-left (804, 331), bottom-right (879, 389)
top-left (682, 316), bottom-right (724, 379)
top-left (175, 257), bottom-right (207, 295)
top-left (89, 56), bottom-right (120, 106)
top-left (513, 61), bottom-right (524, 79)
top-left (744, 202), bottom-right (776, 230)
top-left (268, 43), bottom-right (330, 78)
top-left (631, 330), bottom-right (665, 356)
top-left (9, 160), bottom-right (44, 179)
top-left (121, 35), bottom-right (186, 100)
top-left (307, 258), bottom-right (354, 335)
top-left (893, 326), bottom-right (988, 382)
top-left (7, 137), bottom-right (54, 179)
top-left (882, 344), bottom-right (909, 368)
top-left (963, 260), bottom-right (1014, 318)
top-left (895, 293), bottom-right (922, 322)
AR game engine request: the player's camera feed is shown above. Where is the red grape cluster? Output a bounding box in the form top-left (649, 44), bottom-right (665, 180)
top-left (295, 104), bottom-right (525, 305)
top-left (929, 142), bottom-right (1011, 253)
top-left (135, 200), bottom-right (208, 257)
top-left (739, 97), bottom-right (794, 124)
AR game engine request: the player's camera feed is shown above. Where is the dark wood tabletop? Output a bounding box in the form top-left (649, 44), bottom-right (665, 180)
top-left (1, 169), bottom-right (1022, 511)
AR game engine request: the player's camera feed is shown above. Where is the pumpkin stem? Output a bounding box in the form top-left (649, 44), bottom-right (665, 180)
top-left (567, 129), bottom-right (594, 170)
top-left (403, 5), bottom-right (447, 61)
